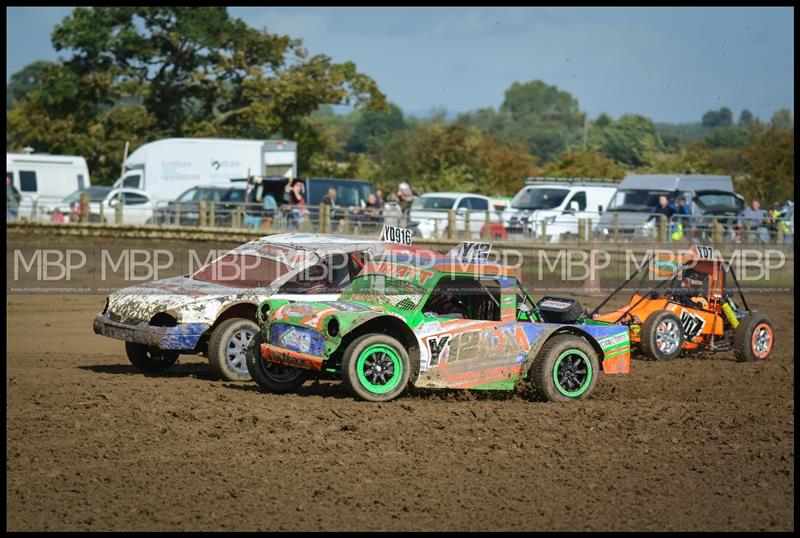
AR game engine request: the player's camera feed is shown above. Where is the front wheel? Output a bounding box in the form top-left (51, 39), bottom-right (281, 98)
top-left (640, 310), bottom-right (684, 361)
top-left (734, 314), bottom-right (774, 362)
top-left (125, 342), bottom-right (179, 373)
top-left (527, 334), bottom-right (599, 402)
top-left (208, 318), bottom-right (259, 381)
top-left (246, 330), bottom-right (309, 393)
top-left (341, 334), bottom-right (411, 402)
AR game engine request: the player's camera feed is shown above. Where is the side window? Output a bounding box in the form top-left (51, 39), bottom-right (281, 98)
top-left (77, 174), bottom-right (86, 190)
top-left (19, 171), bottom-right (37, 192)
top-left (122, 175), bottom-right (141, 188)
top-left (456, 198), bottom-right (471, 210)
top-left (470, 197), bottom-right (489, 211)
top-left (566, 191), bottom-right (586, 211)
top-left (422, 276), bottom-right (501, 321)
top-left (122, 193), bottom-right (149, 205)
top-left (278, 253), bottom-right (348, 294)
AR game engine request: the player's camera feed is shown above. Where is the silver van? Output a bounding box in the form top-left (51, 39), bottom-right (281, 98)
top-left (596, 174), bottom-right (744, 238)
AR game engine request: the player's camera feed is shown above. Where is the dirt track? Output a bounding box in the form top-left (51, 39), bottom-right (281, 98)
top-left (5, 238), bottom-right (796, 531)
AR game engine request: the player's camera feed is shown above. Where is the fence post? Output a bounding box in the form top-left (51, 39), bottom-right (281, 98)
top-left (483, 209), bottom-right (491, 240)
top-left (319, 204), bottom-right (329, 233)
top-left (433, 218), bottom-right (439, 238)
top-left (174, 203), bottom-right (181, 227)
top-left (115, 199), bottom-right (123, 225)
top-left (198, 200), bottom-right (206, 227)
top-left (577, 218), bottom-right (586, 245)
top-left (447, 210), bottom-right (456, 240)
top-left (208, 202), bottom-right (216, 228)
top-left (540, 220), bottom-right (547, 241)
top-left (612, 213), bottom-right (619, 243)
top-left (99, 200), bottom-right (105, 224)
top-left (342, 207), bottom-right (350, 235)
top-left (657, 214), bottom-right (667, 243)
top-left (711, 217), bottom-right (722, 244)
top-left (79, 194), bottom-right (89, 223)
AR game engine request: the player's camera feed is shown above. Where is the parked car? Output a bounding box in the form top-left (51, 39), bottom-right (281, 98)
top-left (93, 233), bottom-right (440, 382)
top-left (595, 174), bottom-right (743, 239)
top-left (41, 185), bottom-right (113, 222)
top-left (97, 188), bottom-right (157, 225)
top-left (249, 252), bottom-right (631, 402)
top-left (408, 192), bottom-right (499, 239)
top-left (502, 177), bottom-right (617, 242)
top-left (154, 184), bottom-right (247, 226)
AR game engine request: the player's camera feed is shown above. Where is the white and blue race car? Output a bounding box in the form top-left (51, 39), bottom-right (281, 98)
top-left (93, 233), bottom-right (430, 381)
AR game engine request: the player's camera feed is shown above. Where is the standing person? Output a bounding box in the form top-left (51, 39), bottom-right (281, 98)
top-left (320, 187), bottom-right (340, 232)
top-left (649, 195), bottom-right (676, 239)
top-left (740, 199), bottom-right (770, 244)
top-left (671, 195), bottom-right (690, 241)
top-left (375, 189), bottom-right (384, 208)
top-left (396, 182), bottom-right (415, 226)
top-left (6, 176), bottom-right (21, 221)
top-left (282, 179), bottom-right (306, 229)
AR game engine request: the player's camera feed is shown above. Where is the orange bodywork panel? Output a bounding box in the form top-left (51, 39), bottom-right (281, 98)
top-left (261, 342), bottom-right (324, 372)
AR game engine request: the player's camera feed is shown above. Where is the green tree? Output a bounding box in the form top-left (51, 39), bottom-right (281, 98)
top-left (769, 108), bottom-right (794, 132)
top-left (704, 126), bottom-right (750, 149)
top-left (738, 109), bottom-right (754, 126)
top-left (739, 127), bottom-right (794, 203)
top-left (542, 147), bottom-right (627, 179)
top-left (596, 114), bottom-right (664, 167)
top-left (345, 102), bottom-right (407, 153)
top-left (6, 60), bottom-right (56, 110)
top-left (7, 7), bottom-right (386, 182)
top-left (702, 106), bottom-right (733, 128)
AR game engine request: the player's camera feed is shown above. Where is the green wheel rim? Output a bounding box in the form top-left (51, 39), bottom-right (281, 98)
top-left (553, 349), bottom-right (593, 397)
top-left (356, 344), bottom-right (403, 394)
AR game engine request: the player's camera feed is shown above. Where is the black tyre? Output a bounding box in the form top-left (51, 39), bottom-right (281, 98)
top-left (341, 334), bottom-right (411, 402)
top-left (528, 334), bottom-right (599, 402)
top-left (125, 342), bottom-right (179, 373)
top-left (733, 314), bottom-right (774, 362)
top-left (208, 317), bottom-right (259, 381)
top-left (245, 330), bottom-right (309, 393)
top-left (640, 310), bottom-right (684, 361)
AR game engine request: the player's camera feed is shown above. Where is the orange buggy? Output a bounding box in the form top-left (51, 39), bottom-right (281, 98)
top-left (591, 245), bottom-right (774, 362)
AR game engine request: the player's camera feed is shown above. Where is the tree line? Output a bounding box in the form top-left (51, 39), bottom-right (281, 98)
top-left (6, 7), bottom-right (795, 205)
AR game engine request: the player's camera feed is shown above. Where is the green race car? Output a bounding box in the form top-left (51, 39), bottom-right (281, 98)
top-left (246, 255), bottom-right (631, 402)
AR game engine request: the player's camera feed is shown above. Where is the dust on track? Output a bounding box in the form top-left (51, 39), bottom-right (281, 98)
top-left (5, 236), bottom-right (795, 531)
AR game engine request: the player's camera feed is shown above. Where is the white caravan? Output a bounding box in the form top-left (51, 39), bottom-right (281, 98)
top-left (6, 152), bottom-right (91, 220)
top-left (114, 138), bottom-right (297, 202)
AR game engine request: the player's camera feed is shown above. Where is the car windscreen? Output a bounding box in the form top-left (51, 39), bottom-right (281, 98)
top-left (693, 192), bottom-right (743, 212)
top-left (607, 189), bottom-right (671, 212)
top-left (308, 179), bottom-right (375, 207)
top-left (63, 186), bottom-right (112, 203)
top-left (191, 253), bottom-right (292, 288)
top-left (412, 197), bottom-right (455, 210)
top-left (176, 188), bottom-right (227, 203)
top-left (510, 188), bottom-right (569, 210)
top-left (339, 274), bottom-right (426, 310)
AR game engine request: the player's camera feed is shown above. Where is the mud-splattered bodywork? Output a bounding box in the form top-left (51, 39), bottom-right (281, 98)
top-left (259, 259), bottom-right (631, 390)
top-left (92, 234), bottom-right (413, 351)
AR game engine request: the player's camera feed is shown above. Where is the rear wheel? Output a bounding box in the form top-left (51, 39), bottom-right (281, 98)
top-left (125, 342), bottom-right (179, 373)
top-left (640, 310), bottom-right (684, 361)
top-left (246, 330), bottom-right (309, 393)
top-left (341, 334), bottom-right (410, 402)
top-left (734, 314), bottom-right (774, 362)
top-left (528, 335), bottom-right (599, 402)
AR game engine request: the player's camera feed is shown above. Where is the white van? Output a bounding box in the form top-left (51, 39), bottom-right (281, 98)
top-left (7, 152), bottom-right (91, 220)
top-left (114, 138), bottom-right (297, 202)
top-left (502, 177), bottom-right (618, 241)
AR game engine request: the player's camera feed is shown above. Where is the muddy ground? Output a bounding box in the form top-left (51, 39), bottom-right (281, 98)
top-left (5, 235), bottom-right (795, 531)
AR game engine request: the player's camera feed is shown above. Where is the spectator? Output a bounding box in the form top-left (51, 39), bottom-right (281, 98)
top-left (649, 195), bottom-right (676, 239)
top-left (320, 187), bottom-right (341, 231)
top-left (396, 182), bottom-right (415, 226)
top-left (282, 179), bottom-right (307, 229)
top-left (70, 201), bottom-right (82, 223)
top-left (671, 195), bottom-right (690, 241)
top-left (6, 176), bottom-right (21, 221)
top-left (52, 208), bottom-right (66, 223)
top-left (741, 199), bottom-right (770, 244)
top-left (375, 189), bottom-right (384, 207)
top-left (357, 192), bottom-right (382, 233)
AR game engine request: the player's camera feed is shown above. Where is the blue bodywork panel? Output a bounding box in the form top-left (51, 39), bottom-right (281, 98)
top-left (93, 314), bottom-right (208, 350)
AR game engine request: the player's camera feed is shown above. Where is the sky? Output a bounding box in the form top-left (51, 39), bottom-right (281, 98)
top-left (5, 6), bottom-right (794, 123)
